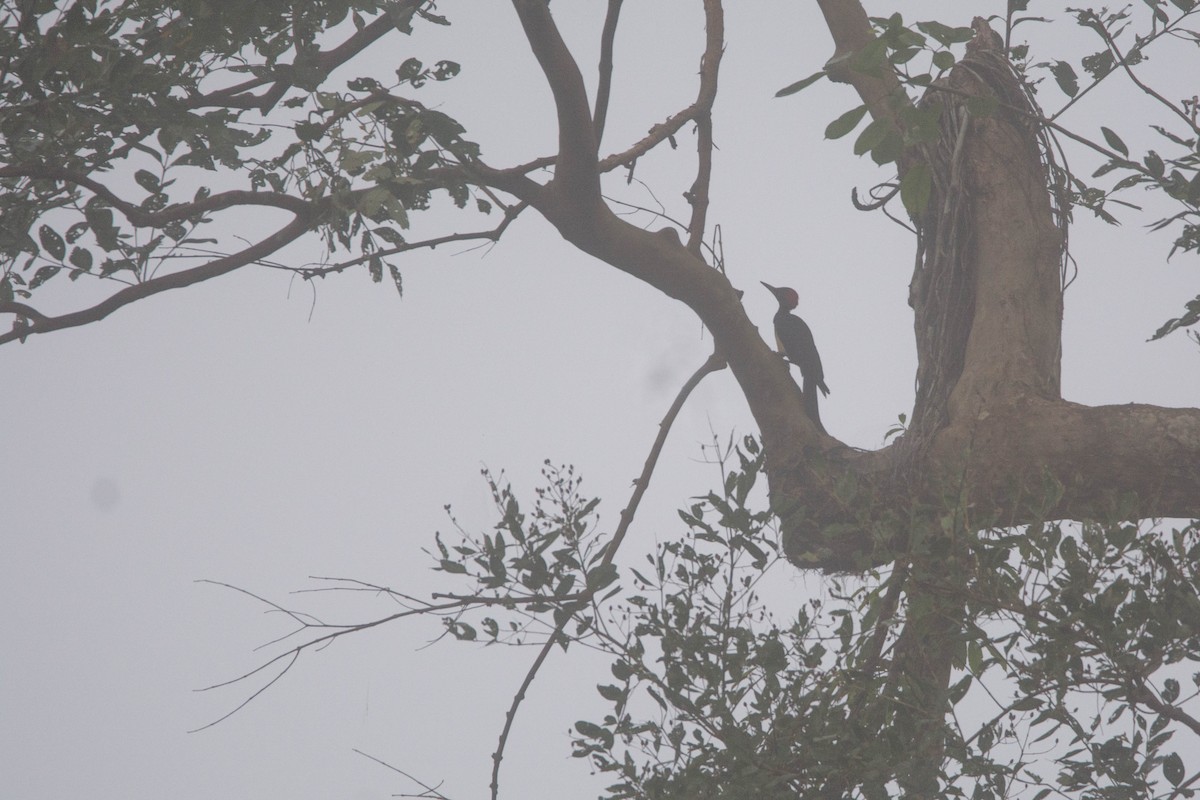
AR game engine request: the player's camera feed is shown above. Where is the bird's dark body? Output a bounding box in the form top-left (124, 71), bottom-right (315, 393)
top-left (762, 281), bottom-right (829, 434)
top-left (772, 310), bottom-right (828, 397)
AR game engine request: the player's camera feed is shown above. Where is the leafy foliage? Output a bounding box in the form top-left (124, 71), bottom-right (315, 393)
top-left (779, 0), bottom-right (1200, 338)
top-left (426, 443), bottom-right (1200, 799)
top-left (0, 0), bottom-right (481, 308)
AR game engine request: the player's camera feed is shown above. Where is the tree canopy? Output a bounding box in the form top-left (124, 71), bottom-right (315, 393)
top-left (3, 1), bottom-right (1200, 798)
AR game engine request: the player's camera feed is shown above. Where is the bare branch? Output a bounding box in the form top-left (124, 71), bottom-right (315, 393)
top-left (685, 0), bottom-right (724, 256)
top-left (192, 562), bottom-right (601, 733)
top-left (488, 350), bottom-right (726, 800)
top-left (592, 0), bottom-right (624, 147)
top-left (1094, 14), bottom-right (1200, 137)
top-left (354, 749), bottom-right (453, 800)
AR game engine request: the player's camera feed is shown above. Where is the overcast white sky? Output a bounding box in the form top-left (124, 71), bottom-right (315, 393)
top-left (3, 2), bottom-right (1198, 799)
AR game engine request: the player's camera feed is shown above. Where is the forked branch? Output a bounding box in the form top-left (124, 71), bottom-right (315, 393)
top-left (510, 0), bottom-right (601, 207)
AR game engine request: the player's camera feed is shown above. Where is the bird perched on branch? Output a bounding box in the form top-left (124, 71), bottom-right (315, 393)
top-left (761, 281), bottom-right (829, 434)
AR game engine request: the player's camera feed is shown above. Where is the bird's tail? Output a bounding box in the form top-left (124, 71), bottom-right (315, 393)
top-left (802, 377), bottom-right (828, 435)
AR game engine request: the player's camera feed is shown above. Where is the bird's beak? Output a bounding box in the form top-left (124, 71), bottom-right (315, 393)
top-left (760, 281), bottom-right (777, 293)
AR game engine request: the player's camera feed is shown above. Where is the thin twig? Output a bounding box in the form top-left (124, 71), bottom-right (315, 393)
top-left (1095, 14), bottom-right (1200, 136)
top-left (296, 202), bottom-right (527, 278)
top-left (354, 748), bottom-right (453, 800)
top-left (593, 0), bottom-right (624, 147)
top-left (189, 577), bottom-right (582, 732)
top-left (685, 0), bottom-right (724, 256)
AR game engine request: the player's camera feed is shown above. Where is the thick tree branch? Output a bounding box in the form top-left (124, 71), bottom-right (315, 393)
top-left (939, 399), bottom-right (1200, 521)
top-left (814, 0), bottom-right (908, 133)
top-left (511, 0), bottom-right (601, 212)
top-left (502, 1), bottom-right (828, 555)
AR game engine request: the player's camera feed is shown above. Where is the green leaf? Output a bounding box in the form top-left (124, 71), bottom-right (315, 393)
top-left (1101, 127), bottom-right (1129, 156)
top-left (1143, 0), bottom-right (1171, 21)
top-left (134, 169), bottom-right (161, 193)
top-left (397, 57), bottom-right (424, 83)
top-left (68, 247), bottom-right (93, 271)
top-left (29, 265), bottom-right (60, 289)
top-left (586, 562), bottom-right (618, 592)
top-left (1011, 696), bottom-right (1043, 711)
top-left (825, 104), bottom-right (869, 140)
top-left (432, 60), bottom-right (460, 81)
top-left (388, 263), bottom-right (403, 297)
top-left (438, 559), bottom-right (467, 574)
top-left (900, 163), bottom-right (932, 217)
top-left (916, 20), bottom-right (975, 45)
top-left (1145, 151), bottom-right (1165, 178)
top-left (1163, 752), bottom-right (1184, 786)
top-left (775, 70), bottom-right (825, 97)
top-left (932, 50), bottom-right (956, 70)
top-left (1082, 50), bottom-right (1114, 79)
top-left (575, 720), bottom-right (605, 738)
top-left (84, 206), bottom-right (120, 251)
top-left (853, 118), bottom-right (890, 156)
top-left (597, 683), bottom-right (625, 702)
top-left (967, 639), bottom-right (984, 674)
top-left (1051, 61), bottom-right (1079, 97)
top-left (38, 225), bottom-right (66, 261)
top-left (870, 131), bottom-right (903, 165)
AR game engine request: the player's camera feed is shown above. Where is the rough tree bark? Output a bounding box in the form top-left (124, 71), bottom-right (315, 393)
top-left (498, 0), bottom-right (1200, 557)
top-left (497, 0), bottom-right (1200, 793)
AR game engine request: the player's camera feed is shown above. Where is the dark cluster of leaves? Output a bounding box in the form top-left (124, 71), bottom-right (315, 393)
top-left (0, 0), bottom-right (478, 306)
top-left (1029, 5), bottom-right (1200, 270)
top-left (1046, 3), bottom-right (1200, 338)
top-left (779, 14), bottom-right (987, 219)
top-left (441, 450), bottom-right (1200, 799)
top-left (287, 60), bottom-right (479, 285)
top-left (963, 518), bottom-right (1200, 800)
top-left (429, 462), bottom-right (613, 646)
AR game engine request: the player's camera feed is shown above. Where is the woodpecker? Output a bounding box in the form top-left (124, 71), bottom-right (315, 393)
top-left (761, 281), bottom-right (829, 434)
